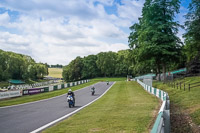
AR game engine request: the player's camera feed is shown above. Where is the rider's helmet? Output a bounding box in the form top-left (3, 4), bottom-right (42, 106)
top-left (68, 89), bottom-right (72, 92)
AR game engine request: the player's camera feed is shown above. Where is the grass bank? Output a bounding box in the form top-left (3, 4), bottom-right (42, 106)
top-left (0, 81), bottom-right (98, 107)
top-left (43, 81), bottom-right (160, 133)
top-left (0, 81), bottom-right (9, 88)
top-left (153, 76), bottom-right (200, 132)
top-left (48, 68), bottom-right (63, 78)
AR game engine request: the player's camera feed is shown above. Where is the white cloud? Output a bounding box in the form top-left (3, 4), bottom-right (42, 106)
top-left (0, 31), bottom-right (31, 55)
top-left (0, 0), bottom-right (143, 65)
top-left (117, 0), bottom-right (145, 22)
top-left (0, 12), bottom-right (10, 26)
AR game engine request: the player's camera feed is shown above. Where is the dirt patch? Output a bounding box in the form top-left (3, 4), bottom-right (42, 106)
top-left (187, 104), bottom-right (200, 114)
top-left (148, 100), bottom-right (162, 132)
top-left (89, 128), bottom-right (104, 132)
top-left (171, 103), bottom-right (200, 133)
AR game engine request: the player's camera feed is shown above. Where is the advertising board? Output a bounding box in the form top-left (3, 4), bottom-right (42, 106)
top-left (0, 90), bottom-right (22, 99)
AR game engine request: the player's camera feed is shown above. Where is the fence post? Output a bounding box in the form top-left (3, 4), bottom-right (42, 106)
top-left (180, 82), bottom-right (181, 90)
top-left (184, 83), bottom-right (185, 91)
top-left (177, 83), bottom-right (178, 89)
top-left (189, 84), bottom-right (190, 91)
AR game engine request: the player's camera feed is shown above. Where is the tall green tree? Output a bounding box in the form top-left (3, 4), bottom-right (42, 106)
top-left (129, 0), bottom-right (182, 80)
top-left (183, 0), bottom-right (200, 61)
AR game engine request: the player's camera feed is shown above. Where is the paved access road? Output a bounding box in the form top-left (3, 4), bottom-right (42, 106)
top-left (0, 82), bottom-right (114, 133)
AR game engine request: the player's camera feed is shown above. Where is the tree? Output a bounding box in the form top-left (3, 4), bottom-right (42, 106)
top-left (82, 55), bottom-right (100, 79)
top-left (115, 50), bottom-right (132, 76)
top-left (63, 56), bottom-right (83, 81)
top-left (129, 0), bottom-right (182, 81)
top-left (0, 49), bottom-right (48, 81)
top-left (96, 52), bottom-right (117, 77)
top-left (183, 0), bottom-right (200, 61)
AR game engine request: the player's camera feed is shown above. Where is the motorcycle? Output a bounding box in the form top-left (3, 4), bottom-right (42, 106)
top-left (107, 81), bottom-right (109, 85)
top-left (67, 95), bottom-right (75, 108)
top-left (91, 89), bottom-right (95, 95)
top-left (91, 87), bottom-right (95, 95)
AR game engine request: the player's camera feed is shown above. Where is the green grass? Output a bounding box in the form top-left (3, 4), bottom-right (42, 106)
top-left (0, 81), bottom-right (9, 88)
top-left (153, 76), bottom-right (200, 125)
top-left (0, 81), bottom-right (98, 107)
top-left (43, 81), bottom-right (159, 133)
top-left (92, 77), bottom-right (126, 81)
top-left (48, 68), bottom-right (63, 78)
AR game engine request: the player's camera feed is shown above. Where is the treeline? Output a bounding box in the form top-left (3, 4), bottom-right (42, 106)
top-left (48, 64), bottom-right (63, 68)
top-left (0, 49), bottom-right (48, 81)
top-left (62, 50), bottom-right (133, 81)
top-left (63, 0), bottom-right (200, 81)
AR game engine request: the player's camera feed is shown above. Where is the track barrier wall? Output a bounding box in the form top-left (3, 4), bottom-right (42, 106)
top-left (0, 90), bottom-right (22, 99)
top-left (0, 80), bottom-right (90, 99)
top-left (137, 79), bottom-right (170, 133)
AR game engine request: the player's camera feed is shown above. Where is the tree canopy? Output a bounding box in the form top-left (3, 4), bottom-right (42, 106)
top-left (0, 49), bottom-right (48, 82)
top-left (62, 50), bottom-right (133, 81)
top-left (128, 0), bottom-right (182, 80)
top-left (183, 0), bottom-right (200, 61)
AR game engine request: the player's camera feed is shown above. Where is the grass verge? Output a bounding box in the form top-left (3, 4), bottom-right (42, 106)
top-left (43, 81), bottom-right (159, 133)
top-left (0, 81), bottom-right (98, 107)
top-left (153, 76), bottom-right (200, 132)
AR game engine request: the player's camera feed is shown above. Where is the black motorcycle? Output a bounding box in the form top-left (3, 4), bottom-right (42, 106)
top-left (91, 87), bottom-right (95, 95)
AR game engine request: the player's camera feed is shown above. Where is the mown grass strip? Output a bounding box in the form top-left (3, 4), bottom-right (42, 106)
top-left (43, 81), bottom-right (159, 133)
top-left (0, 81), bottom-right (98, 107)
top-left (153, 76), bottom-right (200, 126)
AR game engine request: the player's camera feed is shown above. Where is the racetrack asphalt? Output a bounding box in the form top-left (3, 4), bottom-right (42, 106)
top-left (0, 82), bottom-right (114, 133)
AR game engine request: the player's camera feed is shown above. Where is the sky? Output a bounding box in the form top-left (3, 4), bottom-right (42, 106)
top-left (0, 0), bottom-right (191, 65)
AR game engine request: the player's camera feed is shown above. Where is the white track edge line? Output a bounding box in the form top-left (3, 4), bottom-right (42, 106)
top-left (30, 82), bottom-right (116, 133)
top-left (0, 82), bottom-right (99, 109)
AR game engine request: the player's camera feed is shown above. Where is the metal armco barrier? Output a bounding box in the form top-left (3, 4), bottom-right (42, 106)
top-left (137, 79), bottom-right (170, 133)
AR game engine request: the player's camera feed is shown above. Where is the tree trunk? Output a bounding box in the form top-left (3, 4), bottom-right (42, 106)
top-left (156, 61), bottom-right (161, 81)
top-left (162, 63), bottom-right (166, 82)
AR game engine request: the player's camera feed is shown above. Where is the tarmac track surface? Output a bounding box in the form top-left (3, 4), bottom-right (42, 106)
top-left (0, 82), bottom-right (114, 133)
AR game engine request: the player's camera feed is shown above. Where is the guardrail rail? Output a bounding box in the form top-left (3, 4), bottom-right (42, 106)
top-left (137, 79), bottom-right (170, 133)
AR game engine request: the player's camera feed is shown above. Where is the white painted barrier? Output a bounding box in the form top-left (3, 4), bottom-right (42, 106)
top-left (70, 83), bottom-right (73, 86)
top-left (58, 85), bottom-right (61, 89)
top-left (0, 79), bottom-right (90, 100)
top-left (137, 79), bottom-right (170, 133)
top-left (0, 90), bottom-right (22, 99)
top-left (64, 83), bottom-right (68, 88)
top-left (49, 86), bottom-right (54, 91)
